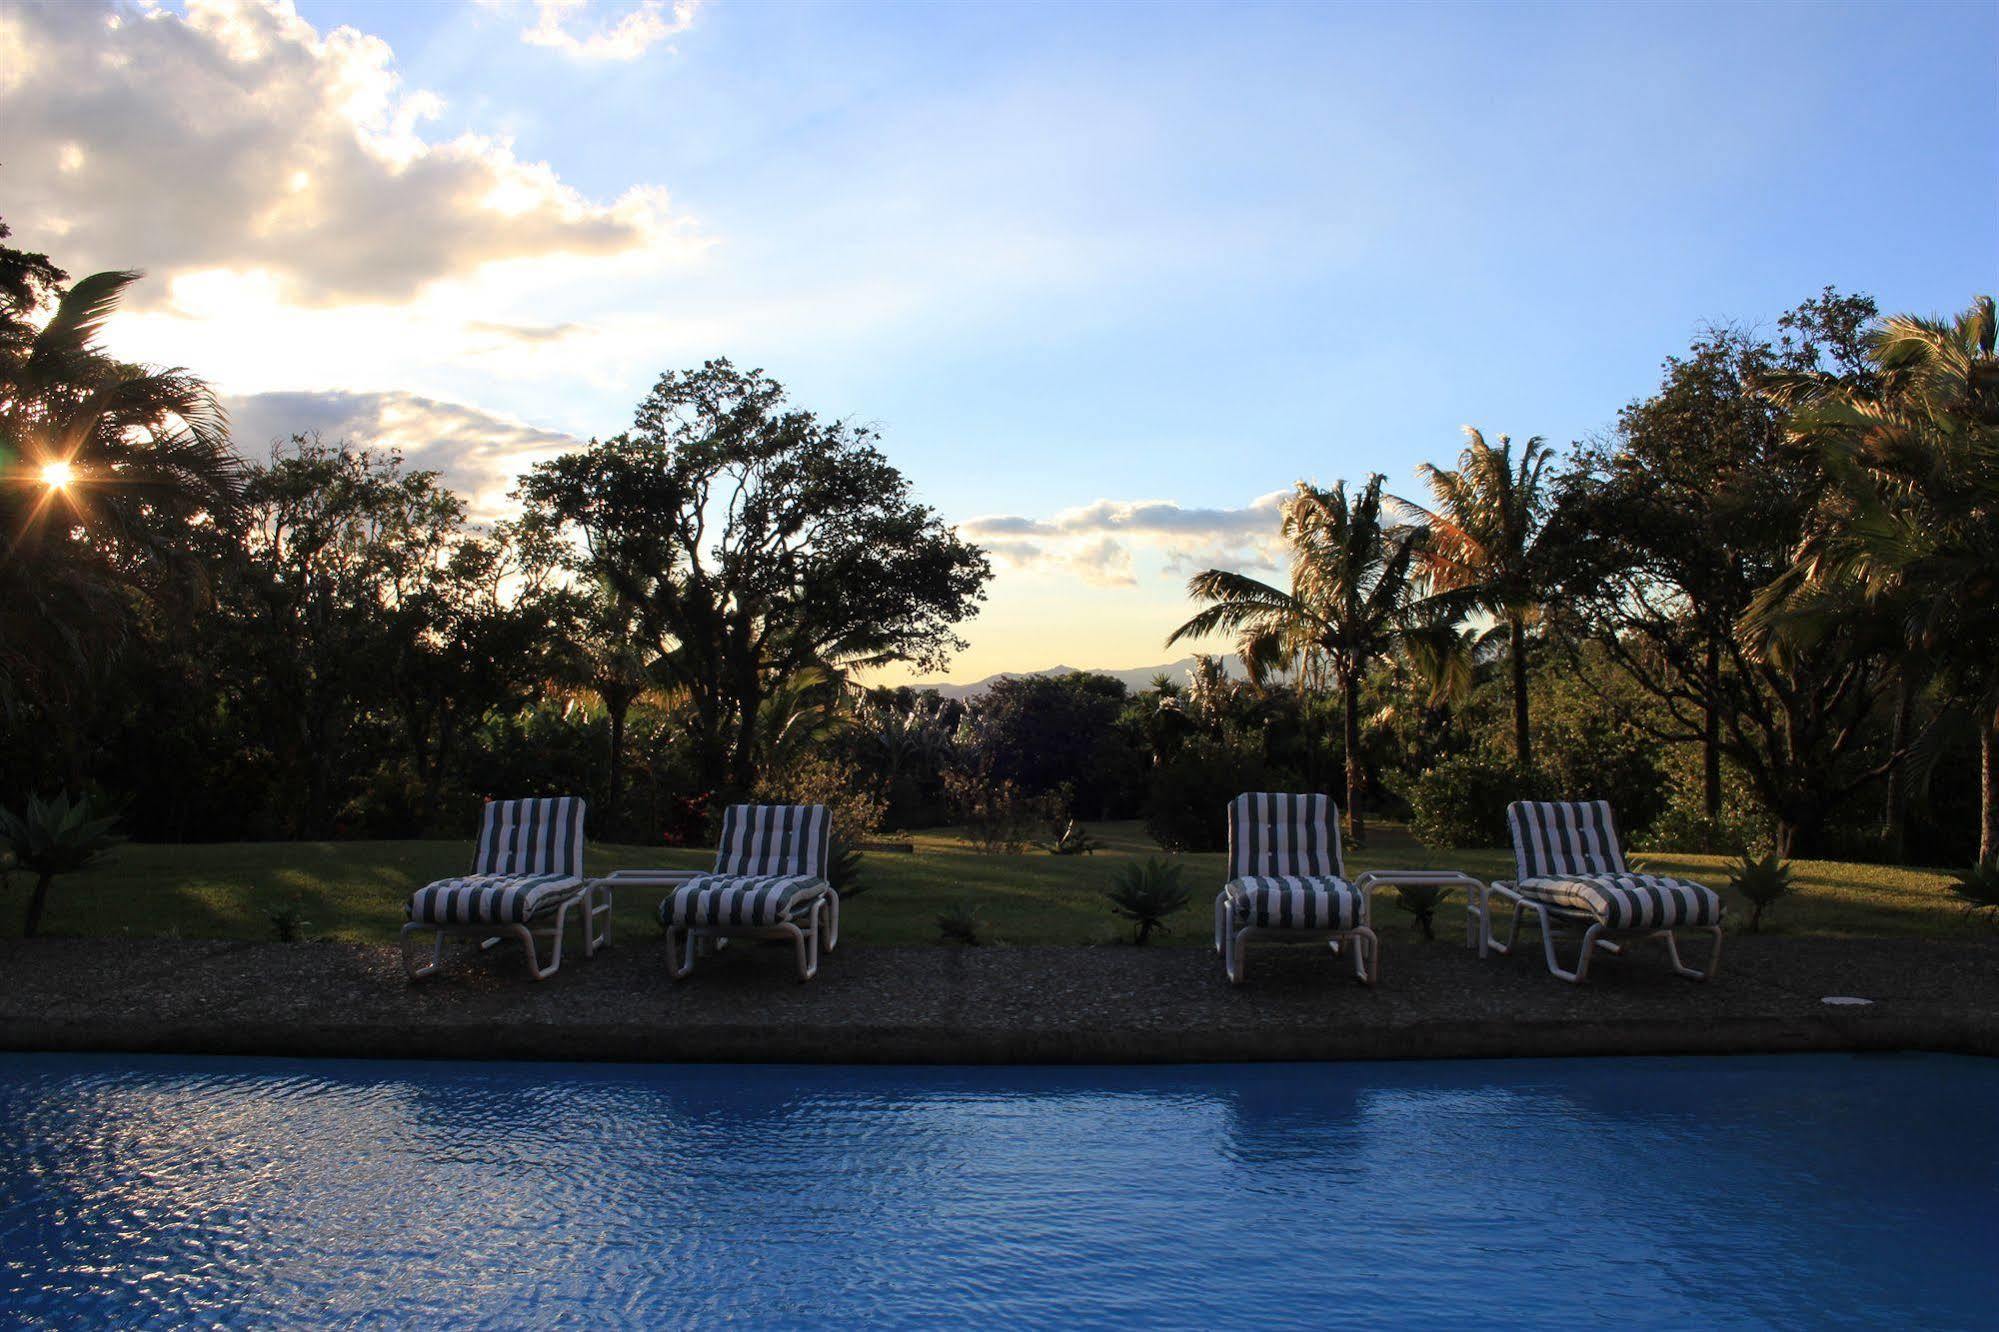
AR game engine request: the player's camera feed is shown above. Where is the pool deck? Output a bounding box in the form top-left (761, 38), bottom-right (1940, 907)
top-left (4, 931), bottom-right (1996, 1064)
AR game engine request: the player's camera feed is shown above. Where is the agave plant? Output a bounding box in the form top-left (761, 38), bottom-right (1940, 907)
top-left (1949, 862), bottom-right (1999, 925)
top-left (1728, 848), bottom-right (1794, 932)
top-left (1105, 857), bottom-right (1191, 945)
top-left (0, 791), bottom-right (122, 937)
top-left (1393, 883), bottom-right (1447, 940)
top-left (936, 900), bottom-right (986, 946)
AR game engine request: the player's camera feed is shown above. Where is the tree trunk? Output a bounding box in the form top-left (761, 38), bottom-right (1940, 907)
top-left (23, 872), bottom-right (54, 939)
top-left (1981, 723), bottom-right (1997, 867)
top-left (1509, 613), bottom-right (1531, 770)
top-left (1341, 671), bottom-right (1365, 847)
top-left (607, 699), bottom-right (629, 841)
top-left (1882, 677), bottom-right (1913, 861)
top-left (1702, 639), bottom-right (1722, 818)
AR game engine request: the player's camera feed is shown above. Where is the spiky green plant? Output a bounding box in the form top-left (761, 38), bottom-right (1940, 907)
top-left (1949, 862), bottom-right (1999, 925)
top-left (0, 791), bottom-right (122, 937)
top-left (936, 900), bottom-right (986, 946)
top-left (1105, 856), bottom-right (1190, 945)
top-left (826, 834), bottom-right (866, 899)
top-left (266, 898), bottom-right (310, 943)
top-left (1728, 848), bottom-right (1794, 932)
top-left (1393, 883), bottom-right (1447, 940)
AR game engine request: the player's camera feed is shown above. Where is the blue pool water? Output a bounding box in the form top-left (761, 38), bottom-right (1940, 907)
top-left (0, 1053), bottom-right (1993, 1329)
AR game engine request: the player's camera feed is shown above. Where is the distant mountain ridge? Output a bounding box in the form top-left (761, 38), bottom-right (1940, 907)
top-left (907, 655), bottom-right (1248, 700)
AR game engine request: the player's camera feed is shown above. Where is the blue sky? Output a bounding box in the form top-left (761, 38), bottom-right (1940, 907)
top-left (7, 0), bottom-right (1994, 678)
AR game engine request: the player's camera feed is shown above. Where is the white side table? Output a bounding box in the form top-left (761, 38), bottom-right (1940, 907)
top-left (1352, 869), bottom-right (1491, 955)
top-left (589, 868), bottom-right (703, 947)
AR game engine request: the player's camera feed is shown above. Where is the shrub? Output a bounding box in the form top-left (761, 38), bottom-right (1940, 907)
top-left (941, 769), bottom-right (1057, 854)
top-left (1949, 862), bottom-right (1999, 924)
top-left (936, 900), bottom-right (986, 945)
top-left (756, 753), bottom-right (884, 896)
top-left (1727, 849), bottom-right (1793, 932)
top-left (1408, 755), bottom-right (1548, 849)
top-left (1043, 818), bottom-right (1099, 856)
top-left (1105, 856), bottom-right (1191, 945)
top-left (1144, 735), bottom-right (1270, 852)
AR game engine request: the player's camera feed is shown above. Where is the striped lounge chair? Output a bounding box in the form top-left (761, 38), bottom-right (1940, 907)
top-left (1213, 792), bottom-right (1379, 985)
top-left (659, 804), bottom-right (838, 982)
top-left (401, 796), bottom-right (607, 982)
top-left (1484, 800), bottom-right (1724, 983)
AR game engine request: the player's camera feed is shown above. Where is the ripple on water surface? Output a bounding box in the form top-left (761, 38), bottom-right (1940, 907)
top-left (1, 1054), bottom-right (1995, 1328)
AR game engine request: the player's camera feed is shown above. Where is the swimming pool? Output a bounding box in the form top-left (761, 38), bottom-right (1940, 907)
top-left (0, 1053), bottom-right (1992, 1328)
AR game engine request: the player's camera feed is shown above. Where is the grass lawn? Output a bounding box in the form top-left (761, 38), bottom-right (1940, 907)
top-left (0, 821), bottom-right (1984, 948)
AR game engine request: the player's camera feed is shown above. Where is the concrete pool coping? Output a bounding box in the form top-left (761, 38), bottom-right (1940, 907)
top-left (2, 934), bottom-right (1995, 1064)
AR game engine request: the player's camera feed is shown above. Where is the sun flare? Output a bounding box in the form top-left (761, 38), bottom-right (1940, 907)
top-left (39, 460), bottom-right (75, 489)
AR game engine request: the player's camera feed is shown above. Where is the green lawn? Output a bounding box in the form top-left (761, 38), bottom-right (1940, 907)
top-left (0, 821), bottom-right (1982, 947)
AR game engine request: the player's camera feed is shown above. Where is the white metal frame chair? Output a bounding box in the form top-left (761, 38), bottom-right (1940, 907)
top-left (1213, 792), bottom-right (1379, 985)
top-left (400, 797), bottom-right (607, 982)
top-left (1483, 799), bottom-right (1724, 983)
top-left (659, 804), bottom-right (838, 982)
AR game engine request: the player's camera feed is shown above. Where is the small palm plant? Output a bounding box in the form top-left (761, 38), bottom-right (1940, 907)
top-left (1949, 862), bottom-right (1999, 925)
top-left (0, 792), bottom-right (122, 938)
top-left (1729, 849), bottom-right (1794, 933)
top-left (936, 900), bottom-right (986, 945)
top-left (1393, 883), bottom-right (1447, 940)
top-left (1106, 857), bottom-right (1190, 945)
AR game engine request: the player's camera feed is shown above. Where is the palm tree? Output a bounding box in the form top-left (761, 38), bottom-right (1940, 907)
top-left (0, 257), bottom-right (243, 723)
top-left (1396, 428), bottom-right (1556, 767)
top-left (1168, 475), bottom-right (1426, 843)
top-left (1756, 295), bottom-right (1999, 860)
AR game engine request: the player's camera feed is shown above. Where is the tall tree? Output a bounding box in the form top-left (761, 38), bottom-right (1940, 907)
top-left (520, 360), bottom-right (991, 798)
top-left (1168, 475), bottom-right (1429, 843)
top-left (1548, 291), bottom-right (1897, 856)
top-left (1397, 428), bottom-right (1556, 767)
top-left (1755, 295), bottom-right (1999, 861)
top-left (0, 220), bottom-right (243, 767)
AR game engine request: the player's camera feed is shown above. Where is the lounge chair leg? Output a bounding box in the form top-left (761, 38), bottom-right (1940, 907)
top-left (401, 922), bottom-right (444, 980)
top-left (1540, 916), bottom-right (1603, 984)
top-left (1226, 927), bottom-right (1249, 984)
top-left (823, 889), bottom-right (841, 952)
top-left (1351, 926), bottom-right (1379, 985)
top-left (1214, 893), bottom-right (1229, 955)
top-left (517, 915), bottom-right (564, 981)
top-left (787, 915), bottom-right (820, 982)
top-left (1663, 926), bottom-right (1723, 980)
top-left (667, 927), bottom-right (697, 980)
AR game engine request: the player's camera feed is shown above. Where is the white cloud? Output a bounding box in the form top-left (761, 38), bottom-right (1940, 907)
top-left (226, 389), bottom-right (584, 520)
top-left (1, 0), bottom-right (696, 306)
top-left (962, 491), bottom-right (1289, 586)
top-left (522, 0), bottom-right (699, 61)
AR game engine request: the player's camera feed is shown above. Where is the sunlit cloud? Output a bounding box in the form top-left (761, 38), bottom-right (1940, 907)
top-left (521, 0), bottom-right (700, 61)
top-left (1, 0), bottom-right (700, 306)
top-left (226, 389), bottom-right (584, 521)
top-left (962, 491), bottom-right (1289, 586)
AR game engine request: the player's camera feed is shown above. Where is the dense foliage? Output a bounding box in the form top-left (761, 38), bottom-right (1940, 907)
top-left (2, 213), bottom-right (1991, 873)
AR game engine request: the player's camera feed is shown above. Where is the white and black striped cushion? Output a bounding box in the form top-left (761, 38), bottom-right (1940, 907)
top-left (1507, 800), bottom-right (1626, 882)
top-left (1227, 875), bottom-right (1363, 930)
top-left (714, 804), bottom-right (831, 878)
top-left (663, 875), bottom-right (827, 928)
top-left (1518, 873), bottom-right (1723, 929)
top-left (1227, 792), bottom-right (1344, 880)
top-left (408, 872), bottom-right (582, 925)
top-left (473, 797), bottom-right (587, 879)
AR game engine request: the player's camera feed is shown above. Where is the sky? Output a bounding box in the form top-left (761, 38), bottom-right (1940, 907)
top-left (3, 0), bottom-right (1994, 682)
